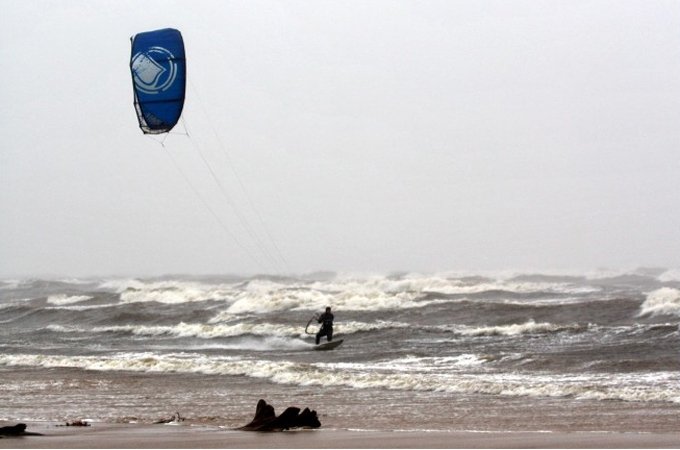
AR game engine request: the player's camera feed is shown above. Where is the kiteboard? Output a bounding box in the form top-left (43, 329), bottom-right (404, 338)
top-left (313, 339), bottom-right (343, 351)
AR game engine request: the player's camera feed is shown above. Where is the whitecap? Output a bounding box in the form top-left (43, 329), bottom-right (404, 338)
top-left (46, 294), bottom-right (92, 305)
top-left (100, 279), bottom-right (238, 305)
top-left (442, 320), bottom-right (584, 337)
top-left (2, 353), bottom-right (678, 404)
top-left (47, 319), bottom-right (409, 340)
top-left (658, 269), bottom-right (680, 283)
top-left (638, 288), bottom-right (680, 317)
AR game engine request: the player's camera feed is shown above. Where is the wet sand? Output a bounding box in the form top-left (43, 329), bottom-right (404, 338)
top-left (2, 423), bottom-right (679, 449)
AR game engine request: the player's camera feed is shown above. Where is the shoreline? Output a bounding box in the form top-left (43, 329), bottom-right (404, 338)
top-left (2, 423), bottom-right (680, 449)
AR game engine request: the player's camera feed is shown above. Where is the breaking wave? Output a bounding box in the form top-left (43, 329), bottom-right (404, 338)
top-left (639, 288), bottom-right (680, 317)
top-left (317, 354), bottom-right (491, 372)
top-left (46, 295), bottom-right (93, 306)
top-left (657, 269), bottom-right (680, 282)
top-left (90, 275), bottom-right (600, 311)
top-left (100, 279), bottom-right (237, 304)
top-left (223, 287), bottom-right (440, 314)
top-left (437, 320), bottom-right (586, 337)
top-left (45, 319), bottom-right (410, 340)
top-left (1, 353), bottom-right (677, 404)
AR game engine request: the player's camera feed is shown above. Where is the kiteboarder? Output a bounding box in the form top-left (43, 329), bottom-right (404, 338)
top-left (315, 306), bottom-right (334, 345)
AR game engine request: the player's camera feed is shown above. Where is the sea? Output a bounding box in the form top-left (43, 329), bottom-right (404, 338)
top-left (1, 269), bottom-right (679, 433)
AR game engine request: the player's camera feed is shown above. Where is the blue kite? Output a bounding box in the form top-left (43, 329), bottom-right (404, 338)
top-left (130, 28), bottom-right (186, 134)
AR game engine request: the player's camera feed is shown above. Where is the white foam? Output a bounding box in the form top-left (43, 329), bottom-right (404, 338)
top-left (0, 298), bottom-right (34, 312)
top-left (213, 275), bottom-right (596, 315)
top-left (90, 274), bottom-right (604, 312)
top-left (2, 353), bottom-right (678, 404)
top-left (44, 303), bottom-right (119, 311)
top-left (47, 322), bottom-right (297, 339)
top-left (446, 320), bottom-right (583, 337)
top-left (46, 294), bottom-right (93, 305)
top-left (658, 269), bottom-right (680, 282)
top-left (224, 284), bottom-right (438, 314)
top-left (46, 318), bottom-right (409, 340)
top-left (0, 280), bottom-right (24, 290)
top-left (100, 279), bottom-right (237, 305)
top-left (313, 274), bottom-right (597, 297)
top-left (200, 336), bottom-right (309, 351)
top-left (317, 354), bottom-right (489, 373)
top-left (639, 288), bottom-right (680, 317)
top-left (46, 325), bottom-right (75, 333)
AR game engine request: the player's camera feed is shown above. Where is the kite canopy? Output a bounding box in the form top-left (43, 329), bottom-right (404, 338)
top-left (130, 28), bottom-right (186, 134)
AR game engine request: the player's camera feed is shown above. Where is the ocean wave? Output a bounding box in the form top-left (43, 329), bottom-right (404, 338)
top-left (85, 274), bottom-right (609, 311)
top-left (0, 280), bottom-right (25, 290)
top-left (46, 295), bottom-right (93, 306)
top-left (441, 320), bottom-right (586, 337)
top-left (2, 353), bottom-right (677, 404)
top-left (43, 317), bottom-right (574, 340)
top-left (317, 354), bottom-right (490, 373)
top-left (44, 303), bottom-right (120, 311)
top-left (44, 319), bottom-right (409, 340)
top-left (100, 279), bottom-right (238, 304)
top-left (657, 269), bottom-right (680, 282)
top-left (47, 322), bottom-right (301, 339)
top-left (224, 287), bottom-right (437, 314)
top-left (96, 277), bottom-right (446, 311)
top-left (312, 274), bottom-right (599, 297)
top-left (0, 298), bottom-right (33, 310)
top-left (182, 337), bottom-right (309, 351)
top-left (638, 288), bottom-right (680, 317)
top-left (0, 353), bottom-right (297, 379)
top-left (44, 325), bottom-right (308, 351)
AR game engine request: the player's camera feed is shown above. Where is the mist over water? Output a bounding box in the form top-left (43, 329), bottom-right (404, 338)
top-left (1, 268), bottom-right (679, 431)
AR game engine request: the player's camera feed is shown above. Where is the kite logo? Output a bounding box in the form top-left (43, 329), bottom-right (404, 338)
top-left (131, 46), bottom-right (178, 94)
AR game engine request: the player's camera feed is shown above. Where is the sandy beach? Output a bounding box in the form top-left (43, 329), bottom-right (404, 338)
top-left (1, 423), bottom-right (679, 449)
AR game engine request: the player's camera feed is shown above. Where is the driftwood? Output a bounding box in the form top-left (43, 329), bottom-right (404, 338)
top-left (0, 423), bottom-right (43, 436)
top-left (239, 399), bottom-right (321, 431)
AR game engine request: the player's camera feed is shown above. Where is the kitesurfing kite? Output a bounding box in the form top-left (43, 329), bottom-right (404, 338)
top-left (127, 28), bottom-right (289, 275)
top-left (130, 28), bottom-right (186, 134)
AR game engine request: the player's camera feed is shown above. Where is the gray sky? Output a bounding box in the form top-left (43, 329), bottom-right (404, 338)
top-left (1, 0), bottom-right (679, 277)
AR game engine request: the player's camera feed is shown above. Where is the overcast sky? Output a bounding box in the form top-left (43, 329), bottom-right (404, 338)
top-left (1, 0), bottom-right (679, 277)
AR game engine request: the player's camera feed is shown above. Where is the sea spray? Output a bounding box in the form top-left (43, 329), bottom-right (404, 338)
top-left (639, 288), bottom-right (680, 317)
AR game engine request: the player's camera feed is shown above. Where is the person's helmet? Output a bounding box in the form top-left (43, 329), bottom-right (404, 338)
top-left (325, 306), bottom-right (331, 312)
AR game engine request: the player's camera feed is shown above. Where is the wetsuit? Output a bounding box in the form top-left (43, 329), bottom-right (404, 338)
top-left (316, 312), bottom-right (334, 345)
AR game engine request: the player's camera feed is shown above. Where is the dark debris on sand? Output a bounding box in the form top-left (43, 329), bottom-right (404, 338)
top-left (57, 419), bottom-right (91, 427)
top-left (0, 423), bottom-right (43, 437)
top-left (154, 412), bottom-right (185, 424)
top-left (239, 399), bottom-right (321, 431)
